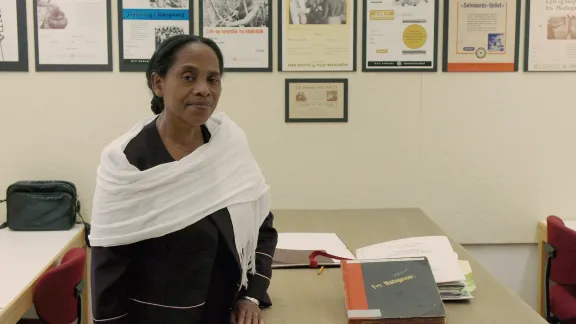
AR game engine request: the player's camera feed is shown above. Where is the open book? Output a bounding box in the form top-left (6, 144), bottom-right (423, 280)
top-left (273, 233), bottom-right (475, 300)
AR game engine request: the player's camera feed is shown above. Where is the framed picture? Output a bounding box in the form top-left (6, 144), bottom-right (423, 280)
top-left (285, 78), bottom-right (348, 123)
top-left (442, 0), bottom-right (521, 72)
top-left (524, 0), bottom-right (576, 71)
top-left (0, 0), bottom-right (29, 72)
top-left (118, 0), bottom-right (194, 72)
top-left (199, 0), bottom-right (273, 72)
top-left (33, 0), bottom-right (113, 72)
top-left (278, 0), bottom-right (357, 72)
top-left (362, 0), bottom-right (439, 72)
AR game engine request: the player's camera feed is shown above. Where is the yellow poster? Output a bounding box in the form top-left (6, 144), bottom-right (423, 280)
top-left (280, 0), bottom-right (356, 71)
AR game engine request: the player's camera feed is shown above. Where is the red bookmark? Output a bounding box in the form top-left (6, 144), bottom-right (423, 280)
top-left (308, 250), bottom-right (353, 268)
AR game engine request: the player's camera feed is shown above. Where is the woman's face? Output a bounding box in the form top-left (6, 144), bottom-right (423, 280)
top-left (152, 42), bottom-right (222, 126)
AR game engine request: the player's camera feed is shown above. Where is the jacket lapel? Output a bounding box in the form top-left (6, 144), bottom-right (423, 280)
top-left (210, 208), bottom-right (241, 268)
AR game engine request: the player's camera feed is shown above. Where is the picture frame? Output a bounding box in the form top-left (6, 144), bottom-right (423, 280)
top-left (442, 0), bottom-right (521, 72)
top-left (278, 0), bottom-right (357, 72)
top-left (0, 0), bottom-right (29, 72)
top-left (362, 0), bottom-right (439, 72)
top-left (33, 0), bottom-right (113, 72)
top-left (118, 0), bottom-right (194, 72)
top-left (199, 0), bottom-right (273, 72)
top-left (285, 78), bottom-right (349, 123)
top-left (523, 0), bottom-right (576, 72)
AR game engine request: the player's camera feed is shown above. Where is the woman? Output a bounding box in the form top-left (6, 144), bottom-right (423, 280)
top-left (89, 35), bottom-right (277, 324)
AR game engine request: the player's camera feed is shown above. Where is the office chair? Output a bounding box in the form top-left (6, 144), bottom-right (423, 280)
top-left (545, 215), bottom-right (576, 324)
top-left (27, 247), bottom-right (87, 324)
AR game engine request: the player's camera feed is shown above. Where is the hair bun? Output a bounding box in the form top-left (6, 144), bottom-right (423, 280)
top-left (150, 95), bottom-right (164, 115)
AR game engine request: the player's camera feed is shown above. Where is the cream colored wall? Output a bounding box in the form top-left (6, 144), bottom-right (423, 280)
top-left (1, 0), bottom-right (575, 245)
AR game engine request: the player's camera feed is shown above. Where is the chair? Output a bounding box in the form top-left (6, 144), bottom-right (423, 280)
top-left (22, 247), bottom-right (87, 324)
top-left (545, 216), bottom-right (576, 324)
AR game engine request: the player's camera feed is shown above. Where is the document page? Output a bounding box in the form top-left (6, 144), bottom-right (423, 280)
top-left (355, 236), bottom-right (465, 283)
top-left (276, 233), bottom-right (356, 263)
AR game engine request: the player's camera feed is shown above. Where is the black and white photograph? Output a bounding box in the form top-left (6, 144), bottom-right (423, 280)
top-left (0, 0), bottom-right (28, 71)
top-left (37, 0), bottom-right (68, 30)
top-left (289, 0), bottom-right (347, 25)
top-left (202, 0), bottom-right (269, 27)
top-left (149, 0), bottom-right (188, 8)
top-left (547, 15), bottom-right (576, 40)
top-left (155, 25), bottom-right (185, 48)
top-left (390, 0), bottom-right (428, 6)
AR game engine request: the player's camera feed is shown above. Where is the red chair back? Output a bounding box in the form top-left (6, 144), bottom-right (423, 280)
top-left (34, 247), bottom-right (86, 324)
top-left (547, 215), bottom-right (576, 285)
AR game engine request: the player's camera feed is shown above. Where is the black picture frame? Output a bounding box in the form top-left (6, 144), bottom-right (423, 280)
top-left (442, 0), bottom-right (521, 72)
top-left (0, 0), bottom-right (28, 72)
top-left (278, 0), bottom-right (357, 72)
top-left (362, 0), bottom-right (439, 72)
top-left (285, 78), bottom-right (349, 123)
top-left (33, 0), bottom-right (113, 72)
top-left (118, 0), bottom-right (194, 72)
top-left (523, 0), bottom-right (571, 72)
top-left (199, 0), bottom-right (273, 72)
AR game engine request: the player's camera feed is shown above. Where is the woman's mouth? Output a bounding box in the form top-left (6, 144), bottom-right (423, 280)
top-left (186, 103), bottom-right (211, 110)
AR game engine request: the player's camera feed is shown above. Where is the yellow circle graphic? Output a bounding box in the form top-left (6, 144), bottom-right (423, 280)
top-left (402, 24), bottom-right (427, 49)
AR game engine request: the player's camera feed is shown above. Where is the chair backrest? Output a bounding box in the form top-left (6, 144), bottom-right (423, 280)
top-left (34, 247), bottom-right (86, 324)
top-left (547, 215), bottom-right (576, 285)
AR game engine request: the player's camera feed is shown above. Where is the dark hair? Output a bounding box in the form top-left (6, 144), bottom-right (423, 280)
top-left (146, 35), bottom-right (224, 115)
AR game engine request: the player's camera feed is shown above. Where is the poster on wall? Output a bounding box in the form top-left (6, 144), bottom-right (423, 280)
top-left (0, 0), bottom-right (28, 71)
top-left (199, 0), bottom-right (272, 72)
top-left (525, 0), bottom-right (576, 71)
top-left (118, 0), bottom-right (193, 72)
top-left (362, 0), bottom-right (439, 72)
top-left (285, 78), bottom-right (348, 122)
top-left (279, 0), bottom-right (357, 72)
top-left (443, 0), bottom-right (520, 72)
top-left (33, 0), bottom-right (113, 71)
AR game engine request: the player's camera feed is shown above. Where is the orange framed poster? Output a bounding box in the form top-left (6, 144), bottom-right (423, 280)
top-left (442, 0), bottom-right (521, 72)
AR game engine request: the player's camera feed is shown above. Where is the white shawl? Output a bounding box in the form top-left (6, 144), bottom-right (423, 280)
top-left (88, 112), bottom-right (271, 289)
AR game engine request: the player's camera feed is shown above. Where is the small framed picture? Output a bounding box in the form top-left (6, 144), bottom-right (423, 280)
top-left (285, 78), bottom-right (349, 123)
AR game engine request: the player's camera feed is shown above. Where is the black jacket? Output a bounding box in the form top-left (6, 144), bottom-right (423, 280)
top-left (90, 119), bottom-right (278, 324)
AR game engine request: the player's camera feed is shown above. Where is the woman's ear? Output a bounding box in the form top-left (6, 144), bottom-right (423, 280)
top-left (151, 72), bottom-right (164, 98)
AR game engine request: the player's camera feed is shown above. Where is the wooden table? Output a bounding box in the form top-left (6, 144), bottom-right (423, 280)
top-left (262, 209), bottom-right (548, 324)
top-left (536, 219), bottom-right (576, 317)
top-left (0, 225), bottom-right (88, 324)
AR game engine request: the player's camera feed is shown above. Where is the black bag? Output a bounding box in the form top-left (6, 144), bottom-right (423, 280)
top-left (0, 180), bottom-right (91, 246)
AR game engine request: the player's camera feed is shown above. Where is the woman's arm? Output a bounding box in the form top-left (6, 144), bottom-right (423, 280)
top-left (239, 211), bottom-right (278, 306)
top-left (90, 245), bottom-right (133, 323)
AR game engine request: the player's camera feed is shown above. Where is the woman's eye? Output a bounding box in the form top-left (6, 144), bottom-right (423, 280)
top-left (182, 75), bottom-right (194, 81)
top-left (210, 78), bottom-right (220, 84)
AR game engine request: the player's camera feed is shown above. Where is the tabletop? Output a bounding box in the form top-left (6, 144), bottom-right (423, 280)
top-left (0, 225), bottom-right (84, 308)
top-left (261, 208), bottom-right (548, 324)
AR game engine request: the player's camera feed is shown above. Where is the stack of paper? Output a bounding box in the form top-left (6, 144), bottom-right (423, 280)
top-left (355, 236), bottom-right (475, 300)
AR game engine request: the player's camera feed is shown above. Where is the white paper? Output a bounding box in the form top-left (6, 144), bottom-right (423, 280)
top-left (0, 0), bottom-right (20, 62)
top-left (122, 0), bottom-right (190, 63)
top-left (526, 0), bottom-right (576, 71)
top-left (36, 0), bottom-right (109, 65)
top-left (276, 232), bottom-right (356, 262)
top-left (356, 236), bottom-right (466, 284)
top-left (201, 0), bottom-right (270, 69)
top-left (364, 0), bottom-right (437, 70)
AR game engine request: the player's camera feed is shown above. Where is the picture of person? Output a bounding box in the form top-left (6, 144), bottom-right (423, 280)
top-left (203, 0), bottom-right (270, 28)
top-left (547, 15), bottom-right (576, 39)
top-left (487, 33), bottom-right (504, 52)
top-left (289, 0), bottom-right (347, 25)
top-left (37, 0), bottom-right (68, 30)
top-left (149, 0), bottom-right (187, 8)
top-left (295, 92), bottom-right (307, 102)
top-left (155, 26), bottom-right (185, 49)
top-left (390, 0), bottom-right (428, 6)
top-left (326, 90), bottom-right (338, 101)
